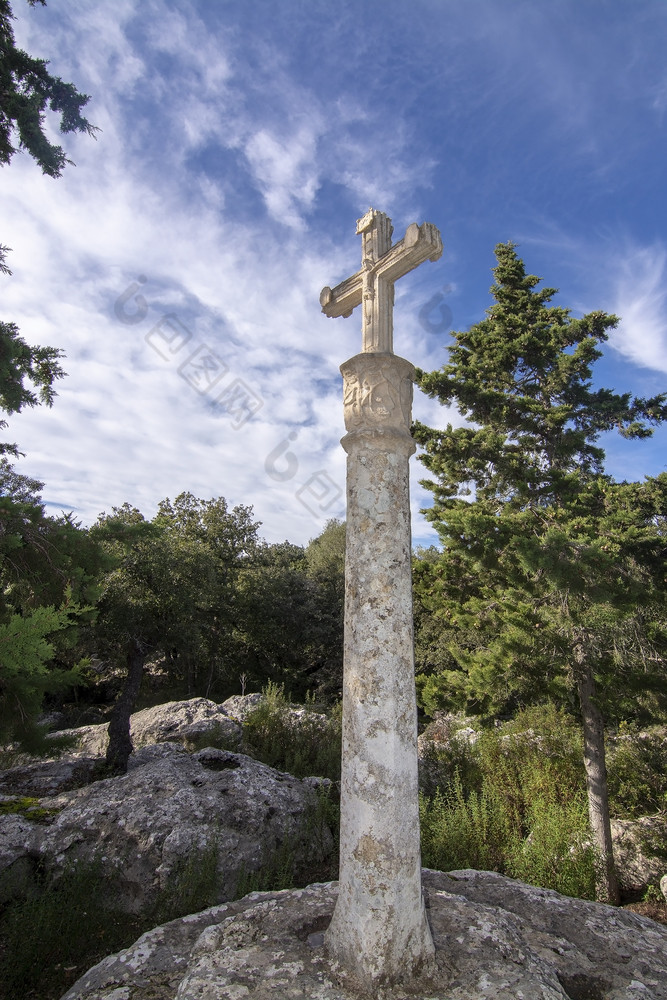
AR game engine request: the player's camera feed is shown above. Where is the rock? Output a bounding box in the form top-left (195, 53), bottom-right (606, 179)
top-left (417, 713), bottom-right (479, 757)
top-left (55, 698), bottom-right (242, 758)
top-left (0, 756), bottom-right (99, 797)
top-left (220, 693), bottom-right (330, 735)
top-left (0, 745), bottom-right (333, 913)
top-left (220, 692), bottom-right (266, 721)
top-left (661, 874), bottom-right (667, 903)
top-left (128, 697), bottom-right (241, 748)
top-left (60, 869), bottom-right (667, 1000)
top-left (611, 814), bottom-right (667, 895)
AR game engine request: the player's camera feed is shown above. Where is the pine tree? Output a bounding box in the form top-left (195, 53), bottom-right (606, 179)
top-left (414, 242), bottom-right (667, 903)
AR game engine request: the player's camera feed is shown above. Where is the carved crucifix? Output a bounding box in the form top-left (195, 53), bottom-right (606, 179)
top-left (320, 207), bottom-right (443, 353)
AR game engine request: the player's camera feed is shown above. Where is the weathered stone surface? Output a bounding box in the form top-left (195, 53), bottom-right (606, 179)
top-left (0, 745), bottom-right (332, 913)
top-left (61, 870), bottom-right (667, 1000)
top-left (0, 755), bottom-right (99, 796)
top-left (612, 814), bottom-right (667, 894)
top-left (56, 698), bottom-right (241, 757)
top-left (129, 697), bottom-right (241, 747)
top-left (220, 693), bottom-right (266, 721)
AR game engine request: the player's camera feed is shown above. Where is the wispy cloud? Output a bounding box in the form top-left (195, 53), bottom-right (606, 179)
top-left (3, 0), bottom-right (666, 548)
top-left (609, 244), bottom-right (667, 374)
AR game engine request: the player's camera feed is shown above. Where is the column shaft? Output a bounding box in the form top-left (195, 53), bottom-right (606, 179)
top-left (325, 353), bottom-right (434, 987)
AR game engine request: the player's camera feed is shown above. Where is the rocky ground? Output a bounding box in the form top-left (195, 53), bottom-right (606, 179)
top-left (61, 870), bottom-right (667, 1000)
top-left (0, 697), bottom-right (333, 914)
top-left (1, 697), bottom-right (666, 1000)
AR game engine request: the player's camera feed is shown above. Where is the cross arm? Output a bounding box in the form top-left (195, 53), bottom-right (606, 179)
top-left (320, 271), bottom-right (362, 319)
top-left (319, 221), bottom-right (442, 321)
top-left (374, 222), bottom-right (443, 284)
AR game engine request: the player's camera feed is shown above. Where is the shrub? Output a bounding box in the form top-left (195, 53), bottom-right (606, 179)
top-left (420, 774), bottom-right (517, 873)
top-left (506, 798), bottom-right (597, 900)
top-left (241, 683), bottom-right (342, 782)
top-left (607, 722), bottom-right (667, 818)
top-left (0, 856), bottom-right (141, 1000)
top-left (418, 705), bottom-right (597, 898)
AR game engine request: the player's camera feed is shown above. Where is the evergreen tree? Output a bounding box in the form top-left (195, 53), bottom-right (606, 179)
top-left (0, 0), bottom-right (98, 177)
top-left (414, 243), bottom-right (667, 903)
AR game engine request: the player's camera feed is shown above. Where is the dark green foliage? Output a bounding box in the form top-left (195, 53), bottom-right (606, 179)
top-left (90, 494), bottom-right (261, 701)
top-left (84, 510), bottom-right (345, 709)
top-left (151, 836), bottom-right (222, 925)
top-left (413, 243), bottom-right (666, 902)
top-left (0, 603), bottom-right (90, 752)
top-left (0, 462), bottom-right (105, 751)
top-left (233, 840), bottom-right (301, 899)
top-left (0, 322), bottom-right (64, 453)
top-left (0, 856), bottom-right (141, 1000)
top-left (0, 0), bottom-right (98, 178)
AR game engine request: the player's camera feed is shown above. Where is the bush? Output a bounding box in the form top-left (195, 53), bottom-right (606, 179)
top-left (0, 856), bottom-right (141, 1000)
top-left (607, 722), bottom-right (667, 818)
top-left (418, 704), bottom-right (597, 898)
top-left (241, 683), bottom-right (342, 782)
top-left (420, 774), bottom-right (517, 873)
top-left (506, 798), bottom-right (597, 900)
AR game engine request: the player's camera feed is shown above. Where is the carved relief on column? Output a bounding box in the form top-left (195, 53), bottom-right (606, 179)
top-left (340, 353), bottom-right (415, 452)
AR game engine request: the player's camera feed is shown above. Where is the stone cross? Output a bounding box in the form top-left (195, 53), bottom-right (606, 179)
top-left (320, 207), bottom-right (442, 354)
top-left (320, 208), bottom-right (442, 990)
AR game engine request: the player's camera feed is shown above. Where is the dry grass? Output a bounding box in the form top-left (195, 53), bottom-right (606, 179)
top-left (623, 901), bottom-right (667, 926)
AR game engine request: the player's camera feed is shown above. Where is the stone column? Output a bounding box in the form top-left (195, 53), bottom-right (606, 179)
top-left (324, 352), bottom-right (434, 988)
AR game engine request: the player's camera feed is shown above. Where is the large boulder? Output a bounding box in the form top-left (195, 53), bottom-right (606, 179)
top-left (55, 698), bottom-right (242, 757)
top-left (0, 743), bottom-right (333, 914)
top-left (611, 814), bottom-right (667, 896)
top-left (61, 869), bottom-right (667, 1000)
top-left (220, 692), bottom-right (266, 721)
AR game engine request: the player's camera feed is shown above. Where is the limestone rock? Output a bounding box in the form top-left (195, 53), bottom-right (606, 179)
top-left (128, 697), bottom-right (240, 748)
top-left (60, 870), bottom-right (667, 1000)
top-left (56, 698), bottom-right (242, 757)
top-left (0, 745), bottom-right (333, 913)
top-left (220, 692), bottom-right (266, 721)
top-left (0, 755), bottom-right (99, 797)
top-left (661, 874), bottom-right (667, 903)
top-left (611, 814), bottom-right (667, 894)
top-left (417, 714), bottom-right (479, 757)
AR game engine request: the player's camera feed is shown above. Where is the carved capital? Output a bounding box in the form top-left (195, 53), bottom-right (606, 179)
top-left (340, 353), bottom-right (414, 444)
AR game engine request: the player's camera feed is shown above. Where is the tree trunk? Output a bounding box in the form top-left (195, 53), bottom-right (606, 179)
top-left (573, 644), bottom-right (620, 905)
top-left (105, 638), bottom-right (145, 775)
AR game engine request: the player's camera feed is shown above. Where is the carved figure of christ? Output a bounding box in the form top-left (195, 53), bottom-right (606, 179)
top-left (320, 208), bottom-right (443, 353)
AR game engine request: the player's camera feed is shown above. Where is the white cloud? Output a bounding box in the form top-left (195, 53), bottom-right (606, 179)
top-left (609, 244), bottom-right (667, 374)
top-left (243, 126), bottom-right (321, 229)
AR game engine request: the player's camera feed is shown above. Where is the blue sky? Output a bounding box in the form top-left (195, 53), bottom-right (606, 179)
top-left (2, 0), bottom-right (666, 547)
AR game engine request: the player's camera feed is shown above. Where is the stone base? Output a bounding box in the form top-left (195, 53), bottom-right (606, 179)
top-left (62, 870), bottom-right (667, 1000)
